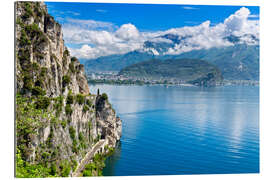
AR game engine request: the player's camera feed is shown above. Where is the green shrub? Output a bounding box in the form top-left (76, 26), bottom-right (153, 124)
top-left (34, 79), bottom-right (42, 87)
top-left (83, 105), bottom-right (89, 113)
top-left (69, 62), bottom-right (75, 73)
top-left (25, 23), bottom-right (41, 39)
top-left (66, 92), bottom-right (74, 104)
top-left (69, 126), bottom-right (76, 140)
top-left (83, 163), bottom-right (96, 176)
top-left (61, 120), bottom-right (67, 129)
top-left (60, 160), bottom-right (71, 177)
top-left (34, 52), bottom-right (45, 60)
top-left (54, 96), bottom-right (63, 116)
top-left (34, 3), bottom-right (43, 18)
top-left (46, 126), bottom-right (54, 147)
top-left (22, 2), bottom-right (33, 20)
top-left (35, 32), bottom-right (48, 46)
top-left (62, 75), bottom-right (71, 87)
top-left (32, 62), bottom-right (39, 71)
top-left (63, 49), bottom-right (70, 56)
top-left (65, 104), bottom-right (72, 116)
top-left (71, 159), bottom-right (78, 171)
top-left (19, 29), bottom-right (31, 46)
top-left (71, 57), bottom-right (78, 62)
top-left (31, 86), bottom-right (46, 96)
top-left (86, 99), bottom-right (92, 107)
top-left (16, 94), bottom-right (49, 143)
top-left (72, 140), bottom-right (79, 153)
top-left (79, 132), bottom-right (84, 142)
top-left (83, 169), bottom-right (92, 177)
top-left (88, 121), bottom-right (92, 130)
top-left (76, 94), bottom-right (85, 105)
top-left (18, 48), bottom-right (31, 65)
top-left (40, 67), bottom-right (47, 78)
top-left (16, 18), bottom-right (24, 27)
top-left (23, 74), bottom-right (33, 92)
top-left (101, 93), bottom-right (108, 101)
top-left (35, 96), bottom-right (50, 110)
top-left (50, 162), bottom-right (57, 176)
top-left (16, 148), bottom-right (52, 178)
top-left (83, 170), bottom-right (92, 176)
top-left (51, 117), bottom-right (59, 127)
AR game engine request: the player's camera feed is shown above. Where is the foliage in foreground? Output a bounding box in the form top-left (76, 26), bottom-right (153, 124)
top-left (82, 147), bottom-right (115, 176)
top-left (16, 148), bottom-right (55, 178)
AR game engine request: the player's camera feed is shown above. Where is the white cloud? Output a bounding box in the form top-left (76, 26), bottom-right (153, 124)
top-left (66, 11), bottom-right (80, 16)
top-left (63, 7), bottom-right (259, 59)
top-left (115, 24), bottom-right (140, 40)
top-left (249, 14), bottom-right (259, 18)
top-left (182, 6), bottom-right (199, 10)
top-left (63, 18), bottom-right (117, 31)
top-left (224, 7), bottom-right (250, 33)
top-left (163, 7), bottom-right (259, 55)
top-left (149, 37), bottom-right (173, 44)
top-left (96, 9), bottom-right (107, 13)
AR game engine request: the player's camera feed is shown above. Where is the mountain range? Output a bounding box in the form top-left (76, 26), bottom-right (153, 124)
top-left (119, 58), bottom-right (223, 86)
top-left (83, 33), bottom-right (259, 80)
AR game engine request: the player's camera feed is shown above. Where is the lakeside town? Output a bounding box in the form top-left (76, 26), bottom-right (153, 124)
top-left (85, 71), bottom-right (259, 86)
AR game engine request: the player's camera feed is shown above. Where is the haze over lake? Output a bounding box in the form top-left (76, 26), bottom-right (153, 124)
top-left (90, 84), bottom-right (259, 175)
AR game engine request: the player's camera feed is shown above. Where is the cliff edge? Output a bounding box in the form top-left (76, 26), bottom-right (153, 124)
top-left (15, 2), bottom-right (121, 177)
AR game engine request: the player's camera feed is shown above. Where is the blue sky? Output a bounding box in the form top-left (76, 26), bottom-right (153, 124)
top-left (45, 2), bottom-right (259, 59)
top-left (46, 2), bottom-right (259, 31)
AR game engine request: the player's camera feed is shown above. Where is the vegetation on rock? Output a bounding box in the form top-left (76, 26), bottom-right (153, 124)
top-left (15, 2), bottom-right (120, 178)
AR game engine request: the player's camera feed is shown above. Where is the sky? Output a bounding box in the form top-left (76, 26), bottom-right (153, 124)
top-left (45, 2), bottom-right (259, 59)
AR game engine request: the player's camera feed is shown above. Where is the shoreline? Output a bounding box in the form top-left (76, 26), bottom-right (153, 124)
top-left (88, 79), bottom-right (259, 87)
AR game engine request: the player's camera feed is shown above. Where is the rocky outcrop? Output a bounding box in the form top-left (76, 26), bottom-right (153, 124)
top-left (15, 2), bottom-right (121, 177)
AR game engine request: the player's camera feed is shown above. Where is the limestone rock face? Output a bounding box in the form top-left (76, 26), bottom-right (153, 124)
top-left (15, 2), bottom-right (121, 176)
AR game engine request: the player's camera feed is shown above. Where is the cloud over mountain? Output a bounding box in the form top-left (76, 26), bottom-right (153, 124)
top-left (63, 7), bottom-right (259, 59)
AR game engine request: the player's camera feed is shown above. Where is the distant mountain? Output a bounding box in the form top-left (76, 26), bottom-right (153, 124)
top-left (84, 32), bottom-right (259, 80)
top-left (164, 44), bottom-right (259, 80)
top-left (119, 59), bottom-right (223, 86)
top-left (84, 50), bottom-right (155, 72)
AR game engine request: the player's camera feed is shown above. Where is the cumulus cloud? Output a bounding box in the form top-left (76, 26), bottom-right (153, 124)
top-left (63, 7), bottom-right (259, 59)
top-left (115, 24), bottom-right (140, 40)
top-left (163, 7), bottom-right (259, 54)
top-left (63, 21), bottom-right (144, 59)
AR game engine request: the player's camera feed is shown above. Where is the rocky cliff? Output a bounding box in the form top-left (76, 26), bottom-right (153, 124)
top-left (15, 2), bottom-right (121, 177)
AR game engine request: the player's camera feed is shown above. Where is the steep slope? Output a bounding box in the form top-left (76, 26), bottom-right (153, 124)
top-left (15, 2), bottom-right (121, 177)
top-left (118, 59), bottom-right (223, 86)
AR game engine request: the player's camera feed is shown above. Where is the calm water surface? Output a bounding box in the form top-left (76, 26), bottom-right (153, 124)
top-left (89, 84), bottom-right (259, 175)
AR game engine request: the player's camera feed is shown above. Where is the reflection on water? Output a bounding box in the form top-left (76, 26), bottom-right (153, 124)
top-left (90, 85), bottom-right (259, 175)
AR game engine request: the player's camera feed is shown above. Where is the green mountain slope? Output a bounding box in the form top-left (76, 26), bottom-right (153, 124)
top-left (165, 44), bottom-right (259, 80)
top-left (118, 59), bottom-right (223, 86)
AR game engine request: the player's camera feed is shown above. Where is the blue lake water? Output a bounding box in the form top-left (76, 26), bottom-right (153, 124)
top-left (89, 84), bottom-right (259, 176)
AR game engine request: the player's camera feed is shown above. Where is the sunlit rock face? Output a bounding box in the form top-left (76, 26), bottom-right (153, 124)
top-left (15, 2), bottom-right (121, 176)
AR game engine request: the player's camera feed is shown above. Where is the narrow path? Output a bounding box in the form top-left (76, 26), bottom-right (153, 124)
top-left (72, 140), bottom-right (106, 177)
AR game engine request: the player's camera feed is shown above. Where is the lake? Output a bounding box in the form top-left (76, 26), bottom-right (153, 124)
top-left (89, 84), bottom-right (259, 176)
